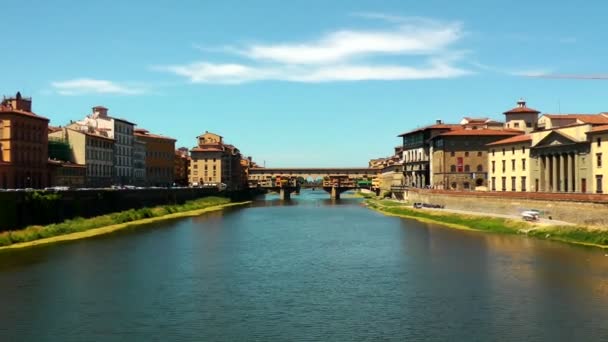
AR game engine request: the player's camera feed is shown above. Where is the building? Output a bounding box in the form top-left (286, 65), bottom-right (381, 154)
top-left (134, 128), bottom-right (175, 186)
top-left (174, 147), bottom-right (190, 186)
top-left (133, 138), bottom-right (146, 186)
top-left (49, 127), bottom-right (114, 187)
top-left (0, 92), bottom-right (50, 189)
top-left (47, 161), bottom-right (86, 188)
top-left (75, 106), bottom-right (136, 185)
top-left (485, 100), bottom-right (608, 194)
top-left (487, 135), bottom-right (533, 192)
top-left (430, 127), bottom-right (522, 190)
top-left (189, 131), bottom-right (245, 190)
top-left (398, 120), bottom-right (459, 188)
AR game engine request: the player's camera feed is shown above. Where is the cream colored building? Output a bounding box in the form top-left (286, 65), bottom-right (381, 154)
top-left (487, 135), bottom-right (533, 192)
top-left (586, 125), bottom-right (608, 193)
top-left (49, 127), bottom-right (114, 187)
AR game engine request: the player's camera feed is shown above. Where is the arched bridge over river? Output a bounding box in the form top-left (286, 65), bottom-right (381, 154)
top-left (248, 167), bottom-right (377, 200)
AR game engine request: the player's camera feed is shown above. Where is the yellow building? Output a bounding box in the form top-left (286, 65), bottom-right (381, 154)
top-left (189, 131), bottom-right (245, 190)
top-left (587, 125), bottom-right (608, 193)
top-left (487, 135), bottom-right (533, 192)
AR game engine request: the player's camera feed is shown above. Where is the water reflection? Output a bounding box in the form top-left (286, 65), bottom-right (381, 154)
top-left (1, 190), bottom-right (608, 341)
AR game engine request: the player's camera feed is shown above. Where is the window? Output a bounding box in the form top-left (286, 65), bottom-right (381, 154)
top-left (477, 164), bottom-right (483, 172)
top-left (511, 159), bottom-right (516, 171)
top-left (526, 122), bottom-right (532, 128)
top-left (450, 151), bottom-right (455, 157)
top-left (514, 122), bottom-right (520, 128)
top-left (463, 182), bottom-right (470, 190)
top-left (597, 153), bottom-right (603, 168)
top-left (464, 165), bottom-right (470, 172)
top-left (457, 157), bottom-right (464, 172)
top-left (491, 161), bottom-right (495, 173)
top-left (522, 158), bottom-right (526, 171)
top-left (521, 176), bottom-right (527, 192)
top-left (512, 147), bottom-right (515, 155)
top-left (502, 148), bottom-right (505, 155)
top-left (501, 177), bottom-right (506, 191)
top-left (491, 177), bottom-right (496, 191)
top-left (477, 151), bottom-right (482, 157)
top-left (522, 146), bottom-right (526, 153)
top-left (492, 149), bottom-right (495, 156)
top-left (450, 165), bottom-right (456, 172)
top-left (464, 151), bottom-right (469, 157)
top-left (597, 175), bottom-right (603, 194)
top-left (598, 137), bottom-right (602, 147)
top-left (502, 160), bottom-right (506, 172)
top-left (511, 177), bottom-right (516, 191)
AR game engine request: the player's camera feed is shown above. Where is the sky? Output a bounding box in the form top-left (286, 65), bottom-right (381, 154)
top-left (2, 0), bottom-right (608, 167)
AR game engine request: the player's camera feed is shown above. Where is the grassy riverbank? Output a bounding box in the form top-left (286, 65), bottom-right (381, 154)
top-left (366, 199), bottom-right (608, 249)
top-left (0, 197), bottom-right (249, 250)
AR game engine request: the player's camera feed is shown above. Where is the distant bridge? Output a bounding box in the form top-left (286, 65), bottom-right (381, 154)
top-left (248, 167), bottom-right (378, 200)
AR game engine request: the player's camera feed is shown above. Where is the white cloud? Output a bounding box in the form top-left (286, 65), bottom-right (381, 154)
top-left (245, 23), bottom-right (462, 65)
top-left (51, 78), bottom-right (145, 95)
top-left (159, 16), bottom-right (470, 84)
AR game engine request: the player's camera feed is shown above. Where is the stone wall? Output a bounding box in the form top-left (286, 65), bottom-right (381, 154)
top-left (0, 188), bottom-right (222, 231)
top-left (404, 189), bottom-right (608, 226)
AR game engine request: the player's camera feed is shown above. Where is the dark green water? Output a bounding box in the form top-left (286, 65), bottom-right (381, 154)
top-left (1, 190), bottom-right (608, 341)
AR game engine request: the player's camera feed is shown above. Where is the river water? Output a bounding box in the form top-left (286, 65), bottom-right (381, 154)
top-left (1, 190), bottom-right (607, 341)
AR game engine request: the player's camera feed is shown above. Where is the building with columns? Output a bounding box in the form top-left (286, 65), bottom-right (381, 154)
top-left (487, 100), bottom-right (608, 194)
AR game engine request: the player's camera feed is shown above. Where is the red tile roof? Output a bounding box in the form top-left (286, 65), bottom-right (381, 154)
top-left (504, 106), bottom-right (540, 114)
top-left (134, 128), bottom-right (176, 141)
top-left (586, 125), bottom-right (608, 134)
top-left (397, 123), bottom-right (460, 137)
top-left (191, 147), bottom-right (224, 152)
top-left (543, 114), bottom-right (608, 124)
top-left (0, 105), bottom-right (49, 121)
top-left (438, 129), bottom-right (523, 137)
top-left (486, 134), bottom-right (532, 146)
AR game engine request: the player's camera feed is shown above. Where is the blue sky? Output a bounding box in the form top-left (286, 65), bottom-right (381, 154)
top-left (2, 0), bottom-right (608, 166)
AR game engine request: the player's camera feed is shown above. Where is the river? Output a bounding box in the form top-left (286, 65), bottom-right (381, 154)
top-left (1, 190), bottom-right (607, 341)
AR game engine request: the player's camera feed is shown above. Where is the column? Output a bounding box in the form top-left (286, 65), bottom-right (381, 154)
top-left (559, 154), bottom-right (565, 192)
top-left (564, 153), bottom-right (570, 192)
top-left (571, 153), bottom-right (577, 192)
top-left (551, 155), bottom-right (558, 192)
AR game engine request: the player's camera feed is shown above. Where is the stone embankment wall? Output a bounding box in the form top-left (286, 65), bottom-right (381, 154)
top-left (404, 189), bottom-right (608, 226)
top-left (0, 188), bottom-right (221, 231)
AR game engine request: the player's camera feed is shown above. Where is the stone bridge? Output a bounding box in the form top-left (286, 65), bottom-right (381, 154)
top-left (248, 167), bottom-right (377, 200)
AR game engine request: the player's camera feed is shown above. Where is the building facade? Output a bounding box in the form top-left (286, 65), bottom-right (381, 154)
top-left (49, 127), bottom-right (114, 187)
top-left (48, 161), bottom-right (86, 188)
top-left (487, 135), bottom-right (533, 192)
top-left (133, 138), bottom-right (146, 186)
top-left (430, 129), bottom-right (522, 190)
top-left (134, 128), bottom-right (175, 186)
top-left (398, 120), bottom-right (457, 188)
top-left (189, 131), bottom-right (245, 190)
top-left (174, 147), bottom-right (190, 186)
top-left (0, 93), bottom-right (50, 189)
top-left (76, 106), bottom-right (135, 185)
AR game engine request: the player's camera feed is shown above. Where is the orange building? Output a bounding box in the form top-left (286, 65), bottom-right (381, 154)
top-left (0, 92), bottom-right (50, 189)
top-left (134, 128), bottom-right (176, 186)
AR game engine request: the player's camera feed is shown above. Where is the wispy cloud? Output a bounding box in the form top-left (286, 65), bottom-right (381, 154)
top-left (51, 78), bottom-right (146, 95)
top-left (159, 16), bottom-right (470, 84)
top-left (469, 62), bottom-right (551, 77)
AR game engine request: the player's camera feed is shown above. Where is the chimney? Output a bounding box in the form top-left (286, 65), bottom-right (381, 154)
top-left (517, 98), bottom-right (526, 108)
top-left (436, 119), bottom-right (443, 124)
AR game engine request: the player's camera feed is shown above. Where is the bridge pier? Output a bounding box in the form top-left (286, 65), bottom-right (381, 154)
top-left (323, 186), bottom-right (352, 200)
top-left (279, 188), bottom-right (293, 200)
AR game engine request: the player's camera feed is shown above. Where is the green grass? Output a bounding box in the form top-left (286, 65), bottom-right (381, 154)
top-left (0, 196), bottom-right (231, 247)
top-left (366, 199), bottom-right (608, 249)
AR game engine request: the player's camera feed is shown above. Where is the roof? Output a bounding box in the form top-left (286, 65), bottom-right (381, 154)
top-left (586, 125), bottom-right (608, 134)
top-left (486, 134), bottom-right (533, 146)
top-left (92, 105), bottom-right (108, 110)
top-left (48, 125), bottom-right (63, 133)
top-left (504, 106), bottom-right (540, 114)
top-left (191, 147), bottom-right (224, 152)
top-left (397, 123), bottom-right (460, 137)
top-left (113, 117), bottom-right (136, 125)
top-left (437, 128), bottom-right (523, 137)
top-left (462, 117), bottom-right (489, 123)
top-left (542, 114), bottom-right (608, 124)
top-left (67, 128), bottom-right (114, 141)
top-left (134, 128), bottom-right (176, 141)
top-left (0, 105), bottom-right (49, 121)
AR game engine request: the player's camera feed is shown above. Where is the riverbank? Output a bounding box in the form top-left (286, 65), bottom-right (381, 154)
top-left (366, 199), bottom-right (608, 249)
top-left (0, 197), bottom-right (250, 250)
